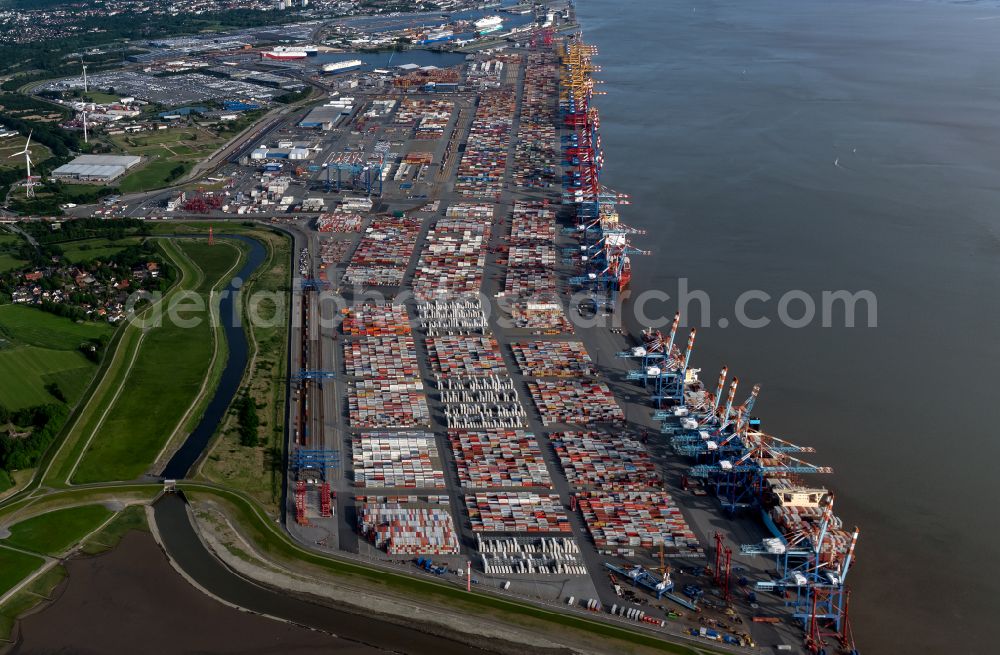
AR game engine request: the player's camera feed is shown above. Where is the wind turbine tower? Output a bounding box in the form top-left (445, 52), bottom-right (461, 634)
top-left (9, 131), bottom-right (36, 198)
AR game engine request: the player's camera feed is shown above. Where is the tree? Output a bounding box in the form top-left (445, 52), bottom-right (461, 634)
top-left (235, 393), bottom-right (259, 447)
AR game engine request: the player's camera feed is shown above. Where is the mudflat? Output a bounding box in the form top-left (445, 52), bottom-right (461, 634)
top-left (10, 531), bottom-right (381, 654)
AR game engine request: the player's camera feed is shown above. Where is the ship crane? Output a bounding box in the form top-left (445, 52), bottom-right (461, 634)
top-left (686, 422), bottom-right (832, 511)
top-left (623, 324), bottom-right (694, 408)
top-left (617, 313), bottom-right (682, 366)
top-left (656, 328), bottom-right (696, 407)
top-left (679, 424), bottom-right (818, 461)
top-left (667, 365), bottom-right (733, 452)
top-left (695, 366), bottom-right (730, 427)
top-left (711, 383), bottom-right (760, 445)
top-left (750, 496), bottom-right (860, 653)
top-left (568, 259), bottom-right (624, 309)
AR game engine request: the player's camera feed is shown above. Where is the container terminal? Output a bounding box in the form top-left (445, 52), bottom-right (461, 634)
top-left (251, 20), bottom-right (866, 655)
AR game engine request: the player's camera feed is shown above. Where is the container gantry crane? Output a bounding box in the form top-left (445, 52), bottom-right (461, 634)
top-left (744, 497), bottom-right (860, 654)
top-left (689, 432), bottom-right (833, 511)
top-left (633, 328), bottom-right (696, 407)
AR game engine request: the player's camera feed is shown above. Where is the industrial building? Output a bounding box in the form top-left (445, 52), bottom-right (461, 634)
top-left (299, 99), bottom-right (355, 129)
top-left (52, 154), bottom-right (142, 182)
top-left (249, 140), bottom-right (316, 161)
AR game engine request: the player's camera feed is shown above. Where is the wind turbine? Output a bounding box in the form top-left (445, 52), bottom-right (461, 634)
top-left (82, 109), bottom-right (88, 143)
top-left (9, 131), bottom-right (35, 198)
top-left (81, 61), bottom-right (88, 94)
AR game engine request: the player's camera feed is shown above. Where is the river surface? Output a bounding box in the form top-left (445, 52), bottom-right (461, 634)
top-left (162, 235), bottom-right (266, 479)
top-left (575, 1), bottom-right (1000, 653)
top-left (10, 530), bottom-right (375, 655)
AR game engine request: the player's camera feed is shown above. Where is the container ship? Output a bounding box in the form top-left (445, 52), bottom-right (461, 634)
top-left (417, 28), bottom-right (455, 45)
top-left (321, 59), bottom-right (364, 74)
top-left (261, 46), bottom-right (315, 61)
top-left (475, 16), bottom-right (504, 35)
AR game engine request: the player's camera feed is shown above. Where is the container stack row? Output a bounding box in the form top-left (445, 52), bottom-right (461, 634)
top-left (343, 215), bottom-right (423, 287)
top-left (317, 210), bottom-right (365, 233)
top-left (481, 552), bottom-right (586, 576)
top-left (501, 268), bottom-right (559, 300)
top-left (500, 201), bottom-right (572, 332)
top-left (448, 429), bottom-right (553, 489)
top-left (358, 503), bottom-right (460, 555)
top-left (511, 340), bottom-right (595, 378)
top-left (526, 380), bottom-right (625, 426)
top-left (426, 335), bottom-right (506, 377)
top-left (411, 209), bottom-right (491, 301)
top-left (416, 298), bottom-right (488, 335)
top-left (343, 335), bottom-right (420, 380)
top-left (573, 491), bottom-right (703, 557)
top-left (509, 201), bottom-right (557, 242)
top-left (465, 492), bottom-right (572, 534)
top-left (356, 494), bottom-right (449, 506)
top-left (394, 98), bottom-right (453, 140)
top-left (352, 432), bottom-right (445, 489)
top-left (319, 237), bottom-right (354, 267)
top-left (341, 303), bottom-right (412, 337)
top-left (513, 52), bottom-right (558, 189)
top-left (550, 431), bottom-right (660, 491)
top-left (344, 303), bottom-right (429, 428)
top-left (465, 55), bottom-right (510, 88)
top-left (429, 332), bottom-right (527, 429)
top-left (476, 534), bottom-right (580, 554)
top-left (454, 90), bottom-right (517, 200)
top-left (509, 300), bottom-right (574, 333)
top-left (507, 244), bottom-right (557, 268)
top-left (348, 379), bottom-right (430, 429)
top-left (437, 374), bottom-right (526, 429)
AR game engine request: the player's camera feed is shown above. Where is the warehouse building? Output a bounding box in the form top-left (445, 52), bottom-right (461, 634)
top-left (52, 155), bottom-right (142, 182)
top-left (299, 99), bottom-right (354, 130)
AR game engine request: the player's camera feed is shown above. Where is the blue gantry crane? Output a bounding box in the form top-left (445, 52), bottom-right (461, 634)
top-left (299, 277), bottom-right (330, 291)
top-left (292, 448), bottom-right (340, 480)
top-left (291, 370), bottom-right (337, 382)
top-left (688, 433), bottom-right (833, 512)
top-left (322, 161), bottom-right (383, 195)
top-left (742, 498), bottom-right (860, 654)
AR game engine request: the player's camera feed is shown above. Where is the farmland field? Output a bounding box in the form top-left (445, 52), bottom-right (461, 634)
top-left (118, 160), bottom-right (188, 193)
top-left (0, 305), bottom-right (111, 409)
top-left (0, 305), bottom-right (110, 350)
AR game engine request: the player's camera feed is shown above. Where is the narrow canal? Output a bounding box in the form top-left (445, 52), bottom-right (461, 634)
top-left (162, 234), bottom-right (265, 479)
